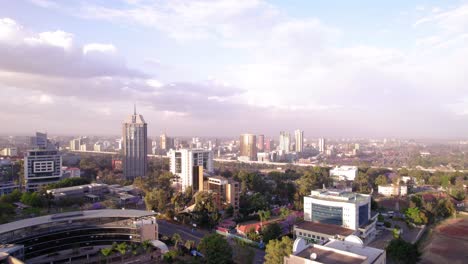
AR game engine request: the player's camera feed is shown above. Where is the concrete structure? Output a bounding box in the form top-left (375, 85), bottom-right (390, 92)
top-left (239, 134), bottom-right (257, 161)
top-left (318, 138), bottom-right (326, 153)
top-left (302, 189), bottom-right (376, 243)
top-left (330, 166), bottom-right (358, 181)
top-left (295, 130), bottom-right (304, 153)
top-left (378, 184), bottom-right (407, 197)
top-left (24, 149), bottom-right (62, 192)
top-left (0, 148), bottom-right (18, 157)
top-left (0, 244), bottom-right (24, 264)
top-left (285, 237), bottom-right (386, 264)
top-left (62, 167), bottom-right (81, 178)
top-left (122, 105), bottom-right (148, 180)
top-left (169, 149), bottom-right (213, 191)
top-left (280, 131), bottom-right (291, 153)
top-left (257, 134), bottom-right (265, 152)
top-left (294, 221), bottom-right (354, 244)
top-left (160, 133), bottom-right (174, 151)
top-left (257, 152), bottom-right (270, 162)
top-left (30, 132), bottom-right (49, 149)
top-left (0, 210), bottom-right (159, 263)
top-left (199, 175), bottom-right (240, 215)
top-left (47, 183), bottom-right (108, 200)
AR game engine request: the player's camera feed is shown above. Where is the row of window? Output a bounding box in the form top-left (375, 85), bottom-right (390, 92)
top-left (297, 232), bottom-right (325, 241)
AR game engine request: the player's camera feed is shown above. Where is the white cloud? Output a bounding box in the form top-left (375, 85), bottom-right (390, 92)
top-left (83, 43), bottom-right (116, 54)
top-left (25, 30), bottom-right (73, 49)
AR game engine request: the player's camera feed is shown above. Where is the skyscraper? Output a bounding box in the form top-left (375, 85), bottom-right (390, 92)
top-left (257, 134), bottom-right (265, 152)
top-left (319, 138), bottom-right (326, 153)
top-left (279, 131), bottom-right (291, 153)
top-left (122, 105), bottom-right (148, 180)
top-left (239, 134), bottom-right (257, 161)
top-left (295, 129), bottom-right (304, 153)
top-left (169, 148), bottom-right (213, 191)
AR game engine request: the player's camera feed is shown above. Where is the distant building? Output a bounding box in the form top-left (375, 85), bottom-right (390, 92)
top-left (0, 147), bottom-right (17, 157)
top-left (62, 167), bottom-right (81, 178)
top-left (160, 133), bottom-right (174, 151)
top-left (330, 166), bottom-right (358, 181)
top-left (169, 149), bottom-right (213, 191)
top-left (279, 131), bottom-right (291, 153)
top-left (300, 188), bottom-right (376, 244)
top-left (93, 142), bottom-right (103, 152)
top-left (257, 152), bottom-right (270, 162)
top-left (69, 138), bottom-right (80, 151)
top-left (378, 184), bottom-right (407, 197)
top-left (24, 149), bottom-right (62, 192)
top-left (239, 134), bottom-right (257, 161)
top-left (0, 182), bottom-right (20, 196)
top-left (122, 105), bottom-right (148, 180)
top-left (285, 237), bottom-right (386, 264)
top-left (30, 132), bottom-right (48, 149)
top-left (318, 138), bottom-right (326, 153)
top-left (264, 138), bottom-right (273, 152)
top-left (257, 134), bottom-right (265, 152)
top-left (199, 176), bottom-right (240, 215)
top-left (112, 158), bottom-right (123, 171)
top-left (295, 130), bottom-right (304, 153)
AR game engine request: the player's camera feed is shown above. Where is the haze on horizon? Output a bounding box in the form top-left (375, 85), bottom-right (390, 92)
top-left (1, 0), bottom-right (468, 138)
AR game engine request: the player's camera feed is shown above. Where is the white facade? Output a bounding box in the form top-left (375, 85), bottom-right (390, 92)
top-left (295, 129), bottom-right (304, 153)
top-left (303, 189), bottom-right (371, 231)
top-left (169, 149), bottom-right (213, 191)
top-left (318, 138), bottom-right (326, 152)
top-left (330, 166), bottom-right (358, 181)
top-left (378, 185), bottom-right (408, 196)
top-left (279, 131), bottom-right (291, 153)
top-left (0, 147), bottom-right (17, 156)
top-left (24, 149), bottom-right (62, 192)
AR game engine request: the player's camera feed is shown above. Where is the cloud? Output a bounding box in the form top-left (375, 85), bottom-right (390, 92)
top-left (83, 43), bottom-right (116, 54)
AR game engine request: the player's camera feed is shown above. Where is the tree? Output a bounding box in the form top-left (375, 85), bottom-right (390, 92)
top-left (197, 234), bottom-right (233, 264)
top-left (264, 236), bottom-right (293, 264)
top-left (258, 210), bottom-right (271, 228)
top-left (279, 207), bottom-right (291, 220)
top-left (141, 240), bottom-right (153, 253)
top-left (185, 240), bottom-right (195, 251)
top-left (232, 239), bottom-right (254, 264)
top-left (144, 188), bottom-right (169, 212)
top-left (100, 247), bottom-right (113, 264)
top-left (386, 239), bottom-right (420, 264)
top-left (20, 192), bottom-right (43, 207)
top-left (172, 233), bottom-right (182, 248)
top-left (262, 222), bottom-right (282, 243)
top-left (375, 175), bottom-right (388, 186)
top-left (405, 207), bottom-right (427, 225)
top-left (435, 198), bottom-right (455, 218)
top-left (116, 242), bottom-right (128, 262)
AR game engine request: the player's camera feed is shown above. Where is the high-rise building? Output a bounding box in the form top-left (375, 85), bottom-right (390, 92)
top-left (257, 134), bottom-right (265, 152)
top-left (295, 129), bottom-right (304, 153)
top-left (199, 176), bottom-right (240, 215)
top-left (30, 132), bottom-right (49, 149)
top-left (279, 131), bottom-right (291, 153)
top-left (170, 149), bottom-right (213, 191)
top-left (160, 133), bottom-right (174, 151)
top-left (264, 138), bottom-right (273, 152)
top-left (122, 106), bottom-right (148, 180)
top-left (24, 149), bottom-right (62, 192)
top-left (319, 138), bottom-right (326, 153)
top-left (239, 134), bottom-right (257, 161)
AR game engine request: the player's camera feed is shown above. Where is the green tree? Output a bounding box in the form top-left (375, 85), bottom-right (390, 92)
top-left (386, 239), bottom-right (420, 264)
top-left (264, 236), bottom-right (293, 264)
top-left (144, 188), bottom-right (169, 212)
top-left (375, 175), bottom-right (388, 186)
top-left (262, 222), bottom-right (282, 243)
top-left (435, 198), bottom-right (455, 218)
top-left (100, 247), bottom-right (113, 264)
top-left (185, 240), bottom-right (195, 251)
top-left (279, 207), bottom-right (291, 220)
top-left (258, 210), bottom-right (271, 228)
top-left (232, 239), bottom-right (254, 264)
top-left (172, 233), bottom-right (182, 248)
top-left (116, 242), bottom-right (128, 262)
top-left (141, 240), bottom-right (153, 253)
top-left (405, 207), bottom-right (427, 225)
top-left (197, 234), bottom-right (233, 264)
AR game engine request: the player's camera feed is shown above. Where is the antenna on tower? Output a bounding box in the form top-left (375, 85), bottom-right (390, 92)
top-left (134, 103), bottom-right (136, 115)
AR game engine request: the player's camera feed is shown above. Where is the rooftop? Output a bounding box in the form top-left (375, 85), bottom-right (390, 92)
top-left (325, 240), bottom-right (384, 263)
top-left (295, 221), bottom-right (354, 237)
top-left (0, 209), bottom-right (154, 234)
top-left (308, 189), bottom-right (370, 203)
top-left (295, 245), bottom-right (365, 264)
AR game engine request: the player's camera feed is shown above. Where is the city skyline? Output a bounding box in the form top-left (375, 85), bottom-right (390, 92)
top-left (1, 1), bottom-right (468, 138)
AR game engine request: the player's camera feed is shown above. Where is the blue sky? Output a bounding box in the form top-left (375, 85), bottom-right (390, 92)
top-left (1, 0), bottom-right (468, 138)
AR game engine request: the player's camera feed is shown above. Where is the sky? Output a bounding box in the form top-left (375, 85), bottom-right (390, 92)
top-left (1, 0), bottom-right (468, 138)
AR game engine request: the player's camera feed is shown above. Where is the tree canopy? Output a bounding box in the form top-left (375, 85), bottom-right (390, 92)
top-left (197, 234), bottom-right (233, 264)
top-left (264, 236), bottom-right (293, 264)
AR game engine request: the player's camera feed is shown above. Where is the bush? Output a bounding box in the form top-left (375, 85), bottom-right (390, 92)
top-left (384, 221), bottom-right (392, 228)
top-left (377, 214), bottom-right (384, 222)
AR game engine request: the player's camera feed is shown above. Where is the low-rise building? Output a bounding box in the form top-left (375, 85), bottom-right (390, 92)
top-left (330, 166), bottom-right (358, 181)
top-left (285, 237), bottom-right (386, 264)
top-left (199, 175), bottom-right (240, 215)
top-left (47, 183), bottom-right (108, 200)
top-left (378, 184), bottom-right (407, 197)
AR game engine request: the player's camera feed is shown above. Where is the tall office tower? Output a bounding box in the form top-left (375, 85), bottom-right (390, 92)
top-left (279, 131), bottom-right (291, 153)
top-left (239, 134), bottom-right (257, 161)
top-left (169, 149), bottom-right (213, 191)
top-left (24, 149), bottom-right (62, 192)
top-left (160, 133), bottom-right (168, 150)
top-left (264, 138), bottom-right (273, 152)
top-left (319, 138), bottom-right (326, 153)
top-left (257, 134), bottom-right (265, 152)
top-left (295, 129), bottom-right (304, 153)
top-left (122, 105), bottom-right (148, 180)
top-left (30, 132), bottom-right (49, 149)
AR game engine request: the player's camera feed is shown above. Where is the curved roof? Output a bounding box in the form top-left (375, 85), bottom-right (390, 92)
top-left (0, 209), bottom-right (154, 234)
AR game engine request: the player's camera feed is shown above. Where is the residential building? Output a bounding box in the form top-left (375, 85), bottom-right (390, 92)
top-left (24, 149), bottom-right (62, 192)
top-left (284, 237), bottom-right (386, 264)
top-left (378, 184), bottom-right (408, 197)
top-left (300, 188), bottom-right (376, 243)
top-left (61, 167), bottom-right (81, 178)
top-left (0, 148), bottom-right (18, 157)
top-left (318, 138), bottom-right (326, 153)
top-left (122, 105), bottom-right (148, 180)
top-left (69, 138), bottom-right (80, 151)
top-left (169, 149), bottom-right (213, 191)
top-left (0, 182), bottom-right (20, 196)
top-left (265, 138), bottom-right (273, 152)
top-left (93, 142), bottom-right (103, 152)
top-left (257, 152), bottom-right (270, 162)
top-left (239, 134), bottom-right (257, 161)
top-left (279, 131), bottom-right (291, 153)
top-left (295, 130), bottom-right (304, 153)
top-left (257, 134), bottom-right (265, 152)
top-left (330, 166), bottom-right (358, 181)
